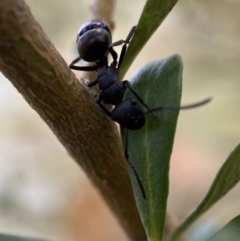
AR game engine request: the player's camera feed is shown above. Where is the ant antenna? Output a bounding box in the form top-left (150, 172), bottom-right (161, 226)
top-left (124, 128), bottom-right (146, 199)
top-left (144, 97), bottom-right (212, 116)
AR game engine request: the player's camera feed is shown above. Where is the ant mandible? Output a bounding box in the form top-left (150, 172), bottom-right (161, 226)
top-left (69, 20), bottom-right (211, 199)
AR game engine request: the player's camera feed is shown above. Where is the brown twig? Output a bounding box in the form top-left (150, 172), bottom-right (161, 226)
top-left (0, 0), bottom-right (146, 240)
top-left (90, 0), bottom-right (116, 30)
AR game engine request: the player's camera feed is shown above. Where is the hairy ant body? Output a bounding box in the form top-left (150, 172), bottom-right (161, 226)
top-left (69, 20), bottom-right (211, 199)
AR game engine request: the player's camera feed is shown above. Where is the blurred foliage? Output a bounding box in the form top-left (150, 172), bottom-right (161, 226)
top-left (206, 215), bottom-right (240, 241)
top-left (0, 233), bottom-right (50, 241)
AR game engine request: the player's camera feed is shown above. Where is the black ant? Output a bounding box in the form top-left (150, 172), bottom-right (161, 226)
top-left (69, 20), bottom-right (211, 199)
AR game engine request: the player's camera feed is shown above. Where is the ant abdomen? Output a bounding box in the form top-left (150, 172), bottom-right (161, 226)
top-left (112, 99), bottom-right (146, 130)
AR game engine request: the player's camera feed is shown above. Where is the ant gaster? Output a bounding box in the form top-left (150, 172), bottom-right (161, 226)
top-left (69, 20), bottom-right (212, 199)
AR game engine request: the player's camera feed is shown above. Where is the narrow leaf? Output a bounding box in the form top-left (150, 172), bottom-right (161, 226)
top-left (167, 144), bottom-right (240, 241)
top-left (120, 0), bottom-right (179, 79)
top-left (124, 54), bottom-right (183, 241)
top-left (205, 215), bottom-right (240, 241)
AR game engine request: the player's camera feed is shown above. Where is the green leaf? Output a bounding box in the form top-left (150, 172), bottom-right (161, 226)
top-left (0, 233), bottom-right (51, 241)
top-left (124, 54), bottom-right (182, 241)
top-left (120, 0), bottom-right (179, 79)
top-left (167, 144), bottom-right (240, 241)
top-left (205, 215), bottom-right (240, 241)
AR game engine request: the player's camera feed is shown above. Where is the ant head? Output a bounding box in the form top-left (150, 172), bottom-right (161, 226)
top-left (76, 20), bottom-right (112, 62)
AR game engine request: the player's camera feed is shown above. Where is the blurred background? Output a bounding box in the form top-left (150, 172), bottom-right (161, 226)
top-left (0, 0), bottom-right (240, 241)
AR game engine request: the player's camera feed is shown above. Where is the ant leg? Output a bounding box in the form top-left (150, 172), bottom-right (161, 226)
top-left (123, 81), bottom-right (160, 120)
top-left (109, 26), bottom-right (136, 68)
top-left (109, 46), bottom-right (118, 66)
top-left (98, 104), bottom-right (112, 117)
top-left (124, 128), bottom-right (146, 199)
top-left (85, 78), bottom-right (99, 87)
top-left (122, 81), bottom-right (151, 111)
top-left (125, 26), bottom-right (137, 43)
top-left (110, 26), bottom-right (136, 48)
top-left (97, 96), bottom-right (112, 117)
top-left (69, 56), bottom-right (98, 71)
top-left (118, 26), bottom-right (136, 68)
top-left (69, 65), bottom-right (98, 71)
top-left (69, 56), bottom-right (81, 67)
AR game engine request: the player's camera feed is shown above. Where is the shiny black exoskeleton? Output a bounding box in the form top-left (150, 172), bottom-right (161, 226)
top-left (69, 20), bottom-right (151, 130)
top-left (69, 20), bottom-right (150, 198)
top-left (69, 20), bottom-right (212, 199)
top-left (70, 19), bottom-right (131, 70)
top-left (76, 20), bottom-right (112, 62)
